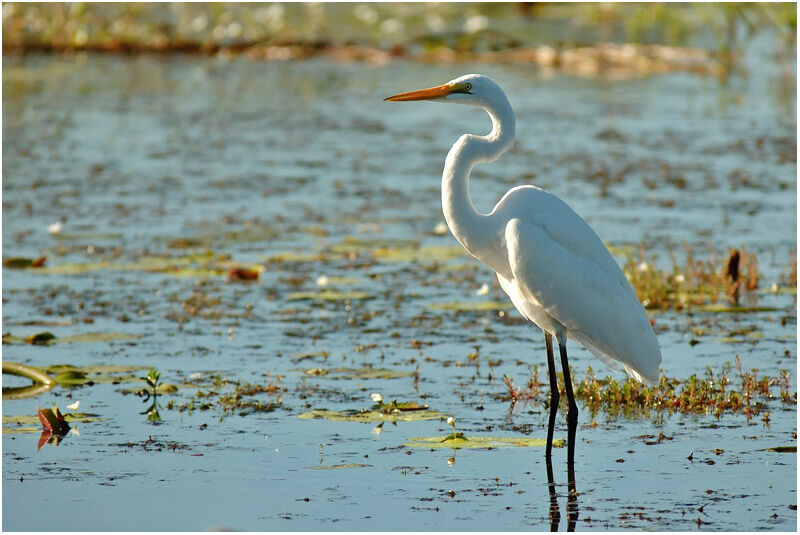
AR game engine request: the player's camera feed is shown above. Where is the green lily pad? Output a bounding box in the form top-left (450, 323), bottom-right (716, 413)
top-left (298, 408), bottom-right (449, 423)
top-left (2, 426), bottom-right (41, 434)
top-left (766, 446), bottom-right (797, 453)
top-left (316, 276), bottom-right (360, 285)
top-left (53, 231), bottom-right (123, 241)
top-left (40, 364), bottom-right (150, 386)
top-left (300, 367), bottom-right (413, 379)
top-left (310, 463), bottom-right (371, 470)
top-left (31, 252), bottom-right (261, 278)
top-left (426, 301), bottom-right (511, 312)
top-left (117, 383), bottom-right (179, 395)
top-left (266, 251), bottom-right (327, 263)
top-left (372, 245), bottom-right (467, 263)
top-left (52, 370), bottom-right (89, 386)
top-left (55, 332), bottom-right (140, 344)
top-left (290, 351), bottom-right (329, 362)
top-left (45, 364), bottom-right (148, 374)
top-left (404, 434), bottom-right (565, 450)
top-left (3, 412), bottom-right (103, 428)
top-left (698, 304), bottom-right (781, 314)
top-left (31, 260), bottom-right (115, 274)
top-left (329, 237), bottom-right (420, 253)
top-left (3, 257), bottom-right (38, 269)
top-left (3, 332), bottom-right (140, 345)
top-left (25, 332), bottom-right (57, 345)
top-left (287, 290), bottom-right (372, 301)
top-left (718, 331), bottom-right (764, 343)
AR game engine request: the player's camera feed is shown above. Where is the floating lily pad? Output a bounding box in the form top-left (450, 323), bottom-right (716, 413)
top-left (56, 332), bottom-right (141, 344)
top-left (2, 426), bottom-right (41, 434)
top-left (31, 252), bottom-right (262, 279)
top-left (330, 237), bottom-right (420, 253)
top-left (287, 290), bottom-right (372, 301)
top-left (25, 332), bottom-right (56, 345)
top-left (698, 304), bottom-right (781, 314)
top-left (3, 332), bottom-right (140, 345)
top-left (719, 331), bottom-right (764, 343)
top-left (316, 276), bottom-right (360, 285)
top-left (3, 257), bottom-right (38, 269)
top-left (310, 463), bottom-right (371, 470)
top-left (298, 408), bottom-right (449, 423)
top-left (53, 231), bottom-right (123, 241)
top-left (3, 412), bottom-right (103, 431)
top-left (404, 434), bottom-right (565, 450)
top-left (372, 245), bottom-right (467, 263)
top-left (766, 446), bottom-right (797, 453)
top-left (266, 251), bottom-right (327, 263)
top-left (52, 370), bottom-right (89, 386)
top-left (117, 383), bottom-right (179, 395)
top-left (290, 351), bottom-right (329, 362)
top-left (426, 301), bottom-right (511, 312)
top-left (300, 367), bottom-right (413, 379)
top-left (40, 364), bottom-right (150, 386)
top-left (45, 364), bottom-right (149, 374)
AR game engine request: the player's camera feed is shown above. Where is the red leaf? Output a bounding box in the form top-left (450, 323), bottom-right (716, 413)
top-left (31, 256), bottom-right (46, 268)
top-left (228, 268), bottom-right (260, 281)
top-left (36, 405), bottom-right (70, 435)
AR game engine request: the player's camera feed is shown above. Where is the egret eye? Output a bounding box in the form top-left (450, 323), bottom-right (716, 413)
top-left (464, 83), bottom-right (472, 91)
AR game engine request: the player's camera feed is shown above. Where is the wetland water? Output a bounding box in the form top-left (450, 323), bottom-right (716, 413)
top-left (2, 38), bottom-right (796, 531)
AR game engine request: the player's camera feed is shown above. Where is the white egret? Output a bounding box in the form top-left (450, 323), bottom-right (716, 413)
top-left (385, 74), bottom-right (661, 465)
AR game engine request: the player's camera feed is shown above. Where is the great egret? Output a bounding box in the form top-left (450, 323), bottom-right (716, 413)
top-left (385, 74), bottom-right (661, 465)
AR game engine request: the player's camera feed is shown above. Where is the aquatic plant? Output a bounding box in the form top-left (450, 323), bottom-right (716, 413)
top-left (503, 360), bottom-right (796, 421)
top-left (140, 369), bottom-right (163, 422)
top-left (622, 243), bottom-right (776, 311)
top-left (169, 375), bottom-right (284, 416)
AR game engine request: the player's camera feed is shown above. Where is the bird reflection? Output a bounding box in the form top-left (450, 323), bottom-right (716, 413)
top-left (546, 457), bottom-right (579, 531)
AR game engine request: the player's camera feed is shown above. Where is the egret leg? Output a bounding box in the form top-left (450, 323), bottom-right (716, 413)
top-left (558, 342), bottom-right (578, 465)
top-left (544, 332), bottom-right (559, 459)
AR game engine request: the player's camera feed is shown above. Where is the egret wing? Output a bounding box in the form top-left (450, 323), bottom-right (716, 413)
top-left (505, 218), bottom-right (661, 382)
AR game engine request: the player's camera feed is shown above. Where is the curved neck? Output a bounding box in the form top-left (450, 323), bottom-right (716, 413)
top-left (442, 97), bottom-right (515, 259)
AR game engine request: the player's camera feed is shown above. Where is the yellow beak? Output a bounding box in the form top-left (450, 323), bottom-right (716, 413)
top-left (384, 83), bottom-right (454, 102)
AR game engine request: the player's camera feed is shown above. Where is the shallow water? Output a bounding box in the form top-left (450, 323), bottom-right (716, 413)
top-left (2, 34), bottom-right (796, 531)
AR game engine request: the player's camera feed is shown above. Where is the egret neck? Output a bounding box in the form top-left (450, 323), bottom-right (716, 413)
top-left (442, 93), bottom-right (516, 277)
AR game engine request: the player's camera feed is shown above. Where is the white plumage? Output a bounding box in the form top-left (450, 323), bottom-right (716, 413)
top-left (386, 73), bottom-right (662, 463)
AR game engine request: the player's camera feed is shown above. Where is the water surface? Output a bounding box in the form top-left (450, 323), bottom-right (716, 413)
top-left (2, 39), bottom-right (796, 531)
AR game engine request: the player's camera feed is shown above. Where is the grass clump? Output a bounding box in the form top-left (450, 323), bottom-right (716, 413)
top-left (167, 374), bottom-right (285, 416)
top-left (622, 243), bottom-right (794, 311)
top-left (504, 358), bottom-right (795, 421)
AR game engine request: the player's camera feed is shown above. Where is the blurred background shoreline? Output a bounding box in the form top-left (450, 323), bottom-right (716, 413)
top-left (3, 2), bottom-right (796, 80)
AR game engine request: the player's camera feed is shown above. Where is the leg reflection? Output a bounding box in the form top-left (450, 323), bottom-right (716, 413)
top-left (544, 458), bottom-right (579, 532)
top-left (567, 463), bottom-right (579, 532)
top-left (545, 457), bottom-right (560, 531)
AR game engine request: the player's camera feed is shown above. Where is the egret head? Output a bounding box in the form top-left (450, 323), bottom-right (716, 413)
top-left (384, 74), bottom-right (505, 109)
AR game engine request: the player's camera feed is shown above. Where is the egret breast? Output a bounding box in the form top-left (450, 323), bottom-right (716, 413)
top-left (497, 273), bottom-right (565, 339)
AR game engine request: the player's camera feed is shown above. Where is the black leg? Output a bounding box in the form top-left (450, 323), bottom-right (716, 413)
top-left (558, 341), bottom-right (578, 466)
top-left (544, 332), bottom-right (559, 458)
top-left (545, 455), bottom-right (561, 531)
